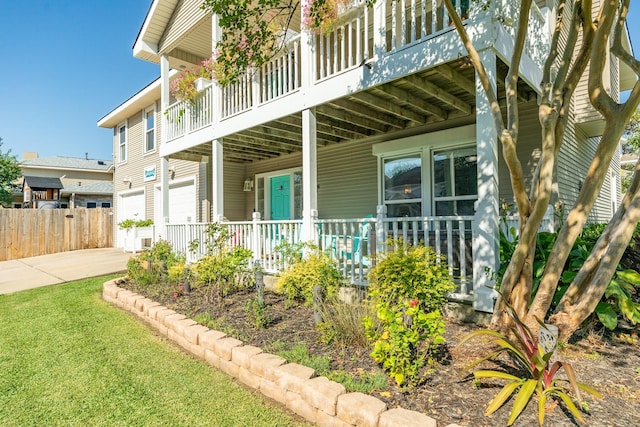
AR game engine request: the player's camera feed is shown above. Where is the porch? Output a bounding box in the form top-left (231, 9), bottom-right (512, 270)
top-left (164, 210), bottom-right (475, 302)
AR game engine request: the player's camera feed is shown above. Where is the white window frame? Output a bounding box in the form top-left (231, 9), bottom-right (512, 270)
top-left (381, 153), bottom-right (424, 217)
top-left (144, 105), bottom-right (156, 154)
top-left (117, 121), bottom-right (127, 164)
top-left (431, 146), bottom-right (478, 216)
top-left (372, 125), bottom-right (477, 217)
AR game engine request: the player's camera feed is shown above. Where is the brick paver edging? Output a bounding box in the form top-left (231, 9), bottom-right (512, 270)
top-left (103, 279), bottom-right (462, 427)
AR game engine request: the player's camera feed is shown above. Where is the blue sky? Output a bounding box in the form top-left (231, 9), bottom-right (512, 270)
top-left (0, 1), bottom-right (639, 162)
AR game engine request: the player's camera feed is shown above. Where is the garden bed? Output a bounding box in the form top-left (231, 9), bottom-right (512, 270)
top-left (118, 279), bottom-right (640, 427)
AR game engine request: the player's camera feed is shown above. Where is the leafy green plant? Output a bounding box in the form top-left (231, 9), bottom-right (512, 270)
top-left (126, 256), bottom-right (161, 287)
top-left (190, 223), bottom-right (254, 302)
top-left (460, 303), bottom-right (602, 426)
top-left (244, 298), bottom-right (271, 329)
top-left (191, 247), bottom-right (253, 302)
top-left (363, 241), bottom-right (454, 387)
top-left (275, 249), bottom-right (342, 306)
top-left (118, 218), bottom-right (154, 229)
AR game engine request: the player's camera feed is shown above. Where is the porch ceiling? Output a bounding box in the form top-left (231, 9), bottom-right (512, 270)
top-left (174, 58), bottom-right (537, 164)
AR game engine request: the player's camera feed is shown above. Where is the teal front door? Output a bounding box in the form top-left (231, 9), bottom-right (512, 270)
top-left (270, 175), bottom-right (291, 220)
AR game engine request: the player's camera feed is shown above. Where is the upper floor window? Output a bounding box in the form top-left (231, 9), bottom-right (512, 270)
top-left (118, 122), bottom-right (127, 163)
top-left (145, 106), bottom-right (155, 153)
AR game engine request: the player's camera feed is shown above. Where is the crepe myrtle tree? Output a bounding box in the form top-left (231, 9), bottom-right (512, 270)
top-left (202, 0), bottom-right (640, 340)
top-left (0, 138), bottom-right (21, 207)
top-left (442, 0), bottom-right (640, 340)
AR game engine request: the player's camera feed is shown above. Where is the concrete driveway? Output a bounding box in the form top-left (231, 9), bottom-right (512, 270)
top-left (0, 248), bottom-right (133, 295)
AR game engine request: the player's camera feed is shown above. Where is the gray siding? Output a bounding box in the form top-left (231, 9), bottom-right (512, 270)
top-left (112, 100), bottom-right (206, 230)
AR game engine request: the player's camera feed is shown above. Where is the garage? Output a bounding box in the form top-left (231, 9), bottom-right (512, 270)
top-left (155, 178), bottom-right (196, 224)
top-left (117, 190), bottom-right (145, 248)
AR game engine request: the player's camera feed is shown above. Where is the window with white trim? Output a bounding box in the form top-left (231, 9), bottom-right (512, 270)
top-left (118, 123), bottom-right (127, 163)
top-left (432, 147), bottom-right (477, 216)
top-left (144, 106), bottom-right (155, 153)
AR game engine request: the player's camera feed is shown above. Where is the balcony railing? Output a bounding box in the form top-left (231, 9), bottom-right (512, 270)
top-left (165, 83), bottom-right (215, 142)
top-left (163, 0), bottom-right (548, 142)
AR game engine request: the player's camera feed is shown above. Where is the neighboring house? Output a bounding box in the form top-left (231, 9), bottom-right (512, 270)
top-left (105, 0), bottom-right (633, 312)
top-left (97, 79), bottom-right (211, 249)
top-left (14, 153), bottom-right (113, 209)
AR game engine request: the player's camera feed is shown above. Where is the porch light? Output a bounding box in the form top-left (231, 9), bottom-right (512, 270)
top-left (404, 185), bottom-right (412, 195)
top-left (243, 179), bottom-right (254, 191)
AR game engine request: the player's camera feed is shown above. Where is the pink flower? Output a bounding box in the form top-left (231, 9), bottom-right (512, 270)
top-left (408, 299), bottom-right (419, 307)
top-left (173, 292), bottom-right (179, 298)
top-left (178, 285), bottom-right (184, 291)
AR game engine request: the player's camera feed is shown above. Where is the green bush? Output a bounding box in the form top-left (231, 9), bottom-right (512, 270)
top-left (498, 222), bottom-right (640, 331)
top-left (189, 223), bottom-right (254, 302)
top-left (317, 295), bottom-right (370, 347)
top-left (191, 246), bottom-right (253, 301)
top-left (126, 240), bottom-right (183, 287)
top-left (363, 241), bottom-right (455, 387)
top-left (275, 250), bottom-right (342, 305)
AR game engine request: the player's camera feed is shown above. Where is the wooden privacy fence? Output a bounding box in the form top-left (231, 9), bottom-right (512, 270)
top-left (0, 208), bottom-right (113, 261)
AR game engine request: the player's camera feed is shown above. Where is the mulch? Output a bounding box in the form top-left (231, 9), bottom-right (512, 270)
top-left (119, 281), bottom-right (640, 427)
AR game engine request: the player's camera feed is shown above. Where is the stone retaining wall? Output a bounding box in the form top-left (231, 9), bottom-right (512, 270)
top-left (103, 279), bottom-right (461, 427)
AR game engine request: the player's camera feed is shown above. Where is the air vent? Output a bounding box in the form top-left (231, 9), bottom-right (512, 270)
top-left (97, 160), bottom-right (105, 165)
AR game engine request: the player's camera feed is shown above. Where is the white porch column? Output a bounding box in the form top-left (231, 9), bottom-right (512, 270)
top-left (473, 49), bottom-right (500, 313)
top-left (159, 54), bottom-right (171, 233)
top-left (299, 0), bottom-right (313, 92)
top-left (160, 54), bottom-right (171, 139)
top-left (160, 156), bottom-right (170, 234)
top-left (301, 108), bottom-right (318, 242)
top-left (211, 138), bottom-right (224, 222)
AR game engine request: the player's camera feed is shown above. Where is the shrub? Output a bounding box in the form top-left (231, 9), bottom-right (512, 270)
top-left (189, 223), bottom-right (254, 302)
top-left (191, 246), bottom-right (253, 302)
top-left (460, 302), bottom-right (602, 426)
top-left (317, 295), bottom-right (370, 347)
top-left (244, 298), bottom-right (271, 329)
top-left (275, 250), bottom-right (342, 306)
top-left (126, 240), bottom-right (182, 287)
top-left (363, 241), bottom-right (455, 387)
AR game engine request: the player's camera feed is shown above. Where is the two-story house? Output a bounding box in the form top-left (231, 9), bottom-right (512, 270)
top-left (15, 153), bottom-right (113, 209)
top-left (98, 78), bottom-right (211, 249)
top-left (102, 0), bottom-right (633, 312)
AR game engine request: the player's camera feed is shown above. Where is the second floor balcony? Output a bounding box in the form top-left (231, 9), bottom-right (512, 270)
top-left (158, 0), bottom-right (549, 151)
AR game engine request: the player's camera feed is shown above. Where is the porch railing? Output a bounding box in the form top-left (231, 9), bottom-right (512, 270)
top-left (164, 215), bottom-right (474, 294)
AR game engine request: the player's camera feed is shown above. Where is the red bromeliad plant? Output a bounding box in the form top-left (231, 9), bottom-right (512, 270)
top-left (459, 302), bottom-right (602, 426)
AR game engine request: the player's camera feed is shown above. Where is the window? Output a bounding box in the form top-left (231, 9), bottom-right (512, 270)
top-left (60, 203), bottom-right (68, 209)
top-left (383, 155), bottom-right (422, 217)
top-left (432, 147), bottom-right (477, 216)
top-left (87, 202), bottom-right (97, 208)
top-left (101, 202), bottom-right (111, 208)
top-left (118, 122), bottom-right (127, 163)
top-left (144, 107), bottom-right (155, 153)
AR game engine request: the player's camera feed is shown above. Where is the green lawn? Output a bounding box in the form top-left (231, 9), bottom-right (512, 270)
top-left (0, 275), bottom-right (308, 426)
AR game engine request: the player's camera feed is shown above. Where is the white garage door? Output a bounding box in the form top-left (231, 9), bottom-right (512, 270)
top-left (154, 179), bottom-right (196, 225)
top-left (169, 180), bottom-right (196, 223)
top-left (117, 190), bottom-right (145, 248)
